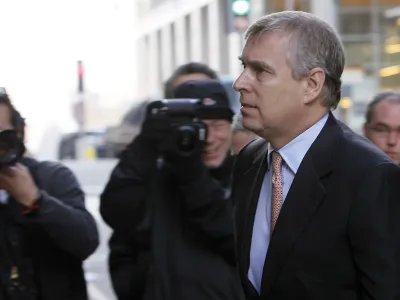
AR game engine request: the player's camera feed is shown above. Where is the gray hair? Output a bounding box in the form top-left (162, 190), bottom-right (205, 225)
top-left (232, 113), bottom-right (257, 136)
top-left (365, 91), bottom-right (400, 124)
top-left (245, 11), bottom-right (345, 109)
top-left (232, 113), bottom-right (246, 132)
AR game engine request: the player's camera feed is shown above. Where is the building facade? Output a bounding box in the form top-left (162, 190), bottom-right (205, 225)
top-left (133, 0), bottom-right (400, 131)
top-left (266, 0), bottom-right (400, 131)
top-left (134, 0), bottom-right (241, 100)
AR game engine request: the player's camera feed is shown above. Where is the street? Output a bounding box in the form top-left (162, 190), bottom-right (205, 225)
top-left (64, 159), bottom-right (118, 300)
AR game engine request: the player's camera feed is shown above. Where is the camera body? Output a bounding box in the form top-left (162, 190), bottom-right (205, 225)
top-left (0, 88), bottom-right (25, 167)
top-left (145, 99), bottom-right (208, 156)
top-left (0, 129), bottom-right (25, 167)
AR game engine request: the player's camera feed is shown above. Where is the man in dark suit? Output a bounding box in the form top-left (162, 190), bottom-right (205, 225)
top-left (232, 11), bottom-right (400, 300)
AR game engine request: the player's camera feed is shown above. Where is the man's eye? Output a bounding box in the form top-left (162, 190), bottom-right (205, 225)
top-left (374, 127), bottom-right (387, 133)
top-left (255, 68), bottom-right (269, 76)
top-left (210, 123), bottom-right (224, 128)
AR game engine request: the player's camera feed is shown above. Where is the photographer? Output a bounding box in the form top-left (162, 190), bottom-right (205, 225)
top-left (100, 79), bottom-right (244, 300)
top-left (0, 88), bottom-right (99, 300)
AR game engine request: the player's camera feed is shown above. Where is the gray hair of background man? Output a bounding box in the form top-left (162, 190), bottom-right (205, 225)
top-left (232, 113), bottom-right (253, 135)
top-left (365, 91), bottom-right (400, 124)
top-left (232, 113), bottom-right (243, 132)
top-left (244, 11), bottom-right (345, 109)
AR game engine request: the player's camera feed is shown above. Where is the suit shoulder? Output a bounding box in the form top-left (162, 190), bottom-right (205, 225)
top-left (239, 138), bottom-right (266, 157)
top-left (234, 138), bottom-right (267, 175)
top-left (236, 138), bottom-right (266, 162)
top-left (339, 123), bottom-right (395, 171)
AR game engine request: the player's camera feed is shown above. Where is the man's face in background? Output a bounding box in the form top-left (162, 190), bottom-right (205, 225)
top-left (171, 73), bottom-right (233, 168)
top-left (363, 99), bottom-right (400, 164)
top-left (201, 119), bottom-right (232, 168)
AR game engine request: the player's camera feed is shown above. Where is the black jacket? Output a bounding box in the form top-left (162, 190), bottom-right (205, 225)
top-left (232, 114), bottom-right (400, 300)
top-left (100, 137), bottom-right (244, 300)
top-left (0, 157), bottom-right (99, 300)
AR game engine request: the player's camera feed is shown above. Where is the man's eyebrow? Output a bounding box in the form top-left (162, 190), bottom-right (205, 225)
top-left (239, 56), bottom-right (275, 72)
top-left (370, 122), bottom-right (389, 128)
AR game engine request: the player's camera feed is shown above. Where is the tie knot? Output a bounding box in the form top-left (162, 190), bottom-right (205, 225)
top-left (271, 151), bottom-right (283, 173)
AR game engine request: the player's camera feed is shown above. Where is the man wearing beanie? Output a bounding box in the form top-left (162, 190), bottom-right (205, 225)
top-left (173, 79), bottom-right (234, 171)
top-left (100, 79), bottom-right (245, 300)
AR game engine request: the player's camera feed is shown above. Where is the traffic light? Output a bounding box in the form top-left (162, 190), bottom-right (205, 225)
top-left (232, 0), bottom-right (250, 17)
top-left (77, 60), bottom-right (84, 93)
top-left (231, 0), bottom-right (250, 31)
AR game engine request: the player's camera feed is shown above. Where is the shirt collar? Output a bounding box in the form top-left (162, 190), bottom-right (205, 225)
top-left (268, 113), bottom-right (329, 173)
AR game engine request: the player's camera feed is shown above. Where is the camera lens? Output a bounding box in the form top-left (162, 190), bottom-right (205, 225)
top-left (176, 125), bottom-right (197, 153)
top-left (0, 130), bottom-right (24, 167)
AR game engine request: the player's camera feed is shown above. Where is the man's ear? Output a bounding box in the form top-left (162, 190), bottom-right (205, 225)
top-left (303, 67), bottom-right (325, 105)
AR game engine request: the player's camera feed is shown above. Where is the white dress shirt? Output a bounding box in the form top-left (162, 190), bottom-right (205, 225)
top-left (248, 114), bottom-right (329, 293)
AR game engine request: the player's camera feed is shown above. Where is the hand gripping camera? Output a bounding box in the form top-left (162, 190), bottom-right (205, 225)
top-left (145, 99), bottom-right (208, 157)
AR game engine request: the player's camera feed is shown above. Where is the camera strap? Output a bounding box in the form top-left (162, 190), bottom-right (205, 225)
top-left (0, 198), bottom-right (38, 300)
top-left (4, 219), bottom-right (37, 300)
top-left (147, 168), bottom-right (176, 300)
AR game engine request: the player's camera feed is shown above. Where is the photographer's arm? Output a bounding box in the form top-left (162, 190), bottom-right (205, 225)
top-left (100, 135), bottom-right (156, 235)
top-left (24, 163), bottom-right (99, 260)
top-left (174, 161), bottom-right (236, 266)
top-left (0, 162), bottom-right (98, 260)
top-left (108, 232), bottom-right (149, 300)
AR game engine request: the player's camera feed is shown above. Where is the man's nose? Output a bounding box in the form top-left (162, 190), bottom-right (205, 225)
top-left (206, 126), bottom-right (216, 144)
top-left (387, 131), bottom-right (398, 147)
top-left (233, 71), bottom-right (248, 93)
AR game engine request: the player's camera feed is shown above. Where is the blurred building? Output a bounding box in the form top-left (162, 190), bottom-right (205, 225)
top-left (263, 0), bottom-right (400, 132)
top-left (72, 92), bottom-right (134, 130)
top-left (133, 0), bottom-right (243, 99)
top-left (133, 0), bottom-right (400, 132)
top-left (338, 0), bottom-right (399, 132)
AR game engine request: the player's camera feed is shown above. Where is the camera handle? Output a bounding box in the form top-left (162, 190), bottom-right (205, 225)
top-left (156, 155), bottom-right (165, 170)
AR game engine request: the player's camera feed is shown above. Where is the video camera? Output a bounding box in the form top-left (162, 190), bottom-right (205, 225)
top-left (0, 88), bottom-right (25, 167)
top-left (145, 99), bottom-right (208, 157)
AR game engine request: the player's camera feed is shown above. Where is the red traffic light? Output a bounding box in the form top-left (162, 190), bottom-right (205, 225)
top-left (77, 61), bottom-right (84, 78)
top-left (77, 61), bottom-right (84, 93)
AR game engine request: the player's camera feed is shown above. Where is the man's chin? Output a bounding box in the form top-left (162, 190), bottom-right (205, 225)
top-left (203, 154), bottom-right (226, 169)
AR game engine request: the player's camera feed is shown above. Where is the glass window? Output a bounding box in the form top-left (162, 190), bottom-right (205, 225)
top-left (265, 0), bottom-right (310, 13)
top-left (343, 41), bottom-right (374, 66)
top-left (380, 12), bottom-right (400, 90)
top-left (340, 12), bottom-right (371, 34)
top-left (339, 0), bottom-right (400, 89)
